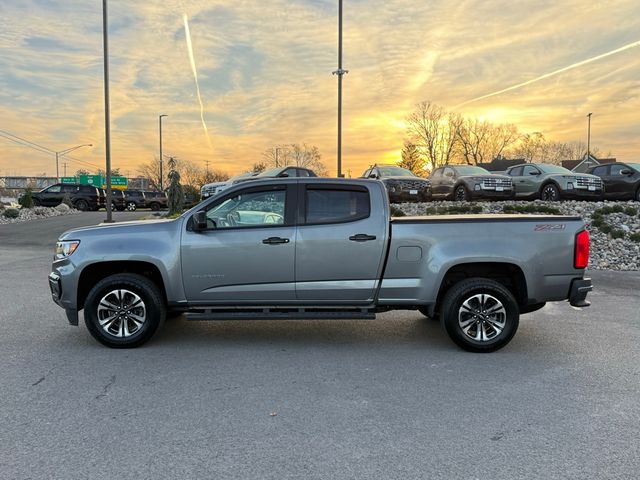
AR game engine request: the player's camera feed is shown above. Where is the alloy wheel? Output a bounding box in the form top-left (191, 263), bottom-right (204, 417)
top-left (97, 289), bottom-right (146, 338)
top-left (458, 293), bottom-right (506, 342)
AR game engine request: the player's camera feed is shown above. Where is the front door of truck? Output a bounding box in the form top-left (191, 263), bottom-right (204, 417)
top-left (181, 184), bottom-right (297, 303)
top-left (295, 183), bottom-right (387, 303)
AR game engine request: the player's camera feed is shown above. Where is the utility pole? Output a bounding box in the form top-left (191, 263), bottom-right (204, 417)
top-left (55, 144), bottom-right (92, 181)
top-left (586, 112), bottom-right (592, 161)
top-left (102, 0), bottom-right (113, 222)
top-left (275, 147), bottom-right (282, 168)
top-left (205, 159), bottom-right (210, 175)
top-left (159, 114), bottom-right (168, 190)
top-left (332, 0), bottom-right (348, 178)
top-left (63, 162), bottom-right (68, 176)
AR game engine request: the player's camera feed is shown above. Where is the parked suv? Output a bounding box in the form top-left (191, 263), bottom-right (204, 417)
top-left (97, 189), bottom-right (126, 211)
top-left (123, 190), bottom-right (146, 211)
top-left (429, 166), bottom-right (514, 201)
top-left (506, 163), bottom-right (604, 201)
top-left (361, 164), bottom-right (431, 203)
top-left (143, 191), bottom-right (168, 211)
top-left (31, 183), bottom-right (100, 211)
top-left (587, 162), bottom-right (640, 201)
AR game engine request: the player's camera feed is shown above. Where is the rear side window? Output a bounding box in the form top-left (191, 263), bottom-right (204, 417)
top-left (591, 166), bottom-right (608, 176)
top-left (305, 187), bottom-right (370, 225)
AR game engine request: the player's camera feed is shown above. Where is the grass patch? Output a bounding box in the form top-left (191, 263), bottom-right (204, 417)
top-left (390, 206), bottom-right (406, 217)
top-left (424, 205), bottom-right (482, 215)
top-left (502, 204), bottom-right (561, 215)
top-left (630, 232), bottom-right (640, 242)
top-left (2, 207), bottom-right (19, 219)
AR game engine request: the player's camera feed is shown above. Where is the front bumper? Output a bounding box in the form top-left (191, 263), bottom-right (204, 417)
top-left (49, 266), bottom-right (79, 325)
top-left (562, 189), bottom-right (604, 200)
top-left (470, 189), bottom-right (515, 200)
top-left (569, 277), bottom-right (592, 307)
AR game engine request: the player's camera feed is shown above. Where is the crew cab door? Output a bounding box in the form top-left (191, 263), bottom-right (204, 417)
top-left (40, 185), bottom-right (64, 206)
top-left (295, 183), bottom-right (387, 303)
top-left (181, 183), bottom-right (297, 303)
top-left (517, 165), bottom-right (541, 197)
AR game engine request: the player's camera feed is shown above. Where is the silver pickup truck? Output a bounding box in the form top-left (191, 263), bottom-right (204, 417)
top-left (49, 178), bottom-right (592, 352)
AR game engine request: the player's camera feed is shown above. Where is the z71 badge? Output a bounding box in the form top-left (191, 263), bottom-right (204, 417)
top-left (534, 224), bottom-right (566, 231)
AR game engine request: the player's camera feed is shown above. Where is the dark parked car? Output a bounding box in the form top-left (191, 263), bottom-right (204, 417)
top-left (234, 166), bottom-right (317, 185)
top-left (123, 190), bottom-right (146, 211)
top-left (97, 188), bottom-right (126, 211)
top-left (506, 163), bottom-right (604, 201)
top-left (587, 162), bottom-right (640, 201)
top-left (429, 166), bottom-right (514, 201)
top-left (360, 164), bottom-right (431, 203)
top-left (30, 183), bottom-right (101, 211)
top-left (143, 191), bottom-right (168, 210)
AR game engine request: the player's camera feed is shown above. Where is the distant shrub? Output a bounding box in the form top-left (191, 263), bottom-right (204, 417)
top-left (503, 204), bottom-right (561, 215)
top-left (610, 229), bottom-right (626, 240)
top-left (3, 207), bottom-right (19, 219)
top-left (390, 206), bottom-right (406, 217)
top-left (624, 207), bottom-right (638, 216)
top-left (630, 232), bottom-right (640, 242)
top-left (19, 188), bottom-right (34, 209)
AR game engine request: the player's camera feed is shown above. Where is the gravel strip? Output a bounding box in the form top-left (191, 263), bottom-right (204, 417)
top-left (395, 200), bottom-right (640, 271)
top-left (0, 204), bottom-right (81, 225)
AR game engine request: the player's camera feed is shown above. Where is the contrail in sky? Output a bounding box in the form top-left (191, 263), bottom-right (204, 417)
top-left (183, 13), bottom-right (214, 151)
top-left (454, 39), bottom-right (640, 108)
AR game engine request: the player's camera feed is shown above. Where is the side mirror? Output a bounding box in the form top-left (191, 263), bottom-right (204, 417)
top-left (368, 173), bottom-right (377, 179)
top-left (529, 171), bottom-right (539, 176)
top-left (620, 169), bottom-right (633, 175)
top-left (192, 211), bottom-right (208, 231)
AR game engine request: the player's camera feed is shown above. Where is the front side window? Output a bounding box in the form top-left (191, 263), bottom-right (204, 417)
top-left (522, 165), bottom-right (540, 176)
top-left (508, 166), bottom-right (523, 177)
top-left (46, 185), bottom-right (62, 193)
top-left (206, 189), bottom-right (286, 229)
top-left (591, 166), bottom-right (608, 176)
top-left (305, 187), bottom-right (370, 224)
top-left (610, 165), bottom-right (627, 176)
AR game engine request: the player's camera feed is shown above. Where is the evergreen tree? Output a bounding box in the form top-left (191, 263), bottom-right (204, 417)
top-left (167, 157), bottom-right (184, 215)
top-left (399, 141), bottom-right (426, 176)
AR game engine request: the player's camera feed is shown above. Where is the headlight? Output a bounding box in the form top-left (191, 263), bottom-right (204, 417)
top-left (567, 182), bottom-right (574, 190)
top-left (55, 240), bottom-right (80, 259)
top-left (474, 184), bottom-right (481, 191)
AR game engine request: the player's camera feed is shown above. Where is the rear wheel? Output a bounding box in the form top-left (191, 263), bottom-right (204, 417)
top-left (440, 278), bottom-right (519, 352)
top-left (150, 202), bottom-right (160, 211)
top-left (541, 183), bottom-right (560, 201)
top-left (84, 273), bottom-right (165, 348)
top-left (126, 202), bottom-right (137, 211)
top-left (75, 199), bottom-right (89, 211)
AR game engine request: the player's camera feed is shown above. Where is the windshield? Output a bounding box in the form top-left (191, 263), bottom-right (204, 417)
top-left (538, 164), bottom-right (572, 174)
top-left (378, 166), bottom-right (416, 177)
top-left (627, 163), bottom-right (640, 173)
top-left (454, 166), bottom-right (491, 176)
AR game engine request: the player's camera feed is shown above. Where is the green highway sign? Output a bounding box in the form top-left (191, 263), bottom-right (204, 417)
top-left (61, 177), bottom-right (77, 184)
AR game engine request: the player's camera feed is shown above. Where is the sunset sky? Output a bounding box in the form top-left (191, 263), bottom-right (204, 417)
top-left (1, 0), bottom-right (639, 178)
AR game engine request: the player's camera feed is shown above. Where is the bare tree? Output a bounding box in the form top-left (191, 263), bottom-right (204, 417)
top-left (456, 119), bottom-right (519, 165)
top-left (251, 161), bottom-right (267, 173)
top-left (406, 102), bottom-right (460, 170)
top-left (138, 157), bottom-right (229, 190)
top-left (262, 144), bottom-right (328, 176)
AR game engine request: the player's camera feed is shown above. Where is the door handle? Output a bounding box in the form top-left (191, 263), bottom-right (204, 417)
top-left (262, 237), bottom-right (290, 245)
top-left (349, 234), bottom-right (377, 242)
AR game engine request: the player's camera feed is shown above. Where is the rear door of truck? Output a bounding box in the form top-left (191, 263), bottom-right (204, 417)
top-left (295, 181), bottom-right (388, 302)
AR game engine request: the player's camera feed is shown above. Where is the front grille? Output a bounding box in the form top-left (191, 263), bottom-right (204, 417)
top-left (396, 180), bottom-right (430, 190)
top-left (481, 177), bottom-right (512, 190)
top-left (576, 177), bottom-right (602, 189)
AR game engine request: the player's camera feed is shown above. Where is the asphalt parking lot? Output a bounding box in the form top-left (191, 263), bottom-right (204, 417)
top-left (1, 213), bottom-right (639, 479)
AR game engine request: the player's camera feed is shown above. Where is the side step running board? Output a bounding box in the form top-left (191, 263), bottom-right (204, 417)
top-left (184, 308), bottom-right (376, 321)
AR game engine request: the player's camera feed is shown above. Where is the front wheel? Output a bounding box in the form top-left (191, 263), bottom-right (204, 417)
top-left (440, 278), bottom-right (519, 352)
top-left (541, 183), bottom-right (560, 201)
top-left (635, 187), bottom-right (640, 202)
top-left (126, 202), bottom-right (137, 211)
top-left (454, 185), bottom-right (469, 202)
top-left (75, 199), bottom-right (89, 211)
top-left (84, 273), bottom-right (165, 348)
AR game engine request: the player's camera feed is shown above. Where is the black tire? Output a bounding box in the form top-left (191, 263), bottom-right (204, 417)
top-left (150, 202), bottom-right (160, 211)
top-left (126, 202), bottom-right (137, 211)
top-left (540, 183), bottom-right (560, 201)
top-left (75, 199), bottom-right (89, 211)
top-left (440, 278), bottom-right (519, 353)
top-left (116, 206), bottom-right (125, 211)
top-left (418, 307), bottom-right (438, 321)
top-left (635, 187), bottom-right (640, 202)
top-left (454, 185), bottom-right (469, 202)
top-left (84, 273), bottom-right (165, 348)
top-left (33, 198), bottom-right (41, 207)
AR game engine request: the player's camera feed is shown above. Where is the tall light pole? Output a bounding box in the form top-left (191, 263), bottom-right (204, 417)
top-left (55, 144), bottom-right (92, 180)
top-left (332, 0), bottom-right (348, 178)
top-left (159, 114), bottom-right (168, 190)
top-left (586, 112), bottom-right (593, 161)
top-left (275, 147), bottom-right (282, 167)
top-left (102, 0), bottom-right (113, 222)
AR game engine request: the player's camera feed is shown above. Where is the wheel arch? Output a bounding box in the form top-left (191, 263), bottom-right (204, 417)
top-left (432, 262), bottom-right (528, 316)
top-left (77, 261), bottom-right (167, 311)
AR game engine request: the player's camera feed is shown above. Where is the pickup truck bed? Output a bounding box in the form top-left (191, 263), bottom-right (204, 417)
top-left (50, 178), bottom-right (592, 352)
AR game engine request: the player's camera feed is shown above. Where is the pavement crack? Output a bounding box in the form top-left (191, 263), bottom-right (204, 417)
top-left (32, 376), bottom-right (45, 386)
top-left (31, 367), bottom-right (56, 386)
top-left (95, 375), bottom-right (116, 400)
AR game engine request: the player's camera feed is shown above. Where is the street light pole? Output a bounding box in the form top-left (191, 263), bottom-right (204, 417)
top-left (159, 114), bottom-right (168, 190)
top-left (102, 0), bottom-right (113, 222)
top-left (332, 0), bottom-right (348, 178)
top-left (586, 112), bottom-right (592, 161)
top-left (275, 147), bottom-right (282, 168)
top-left (55, 144), bottom-right (92, 181)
